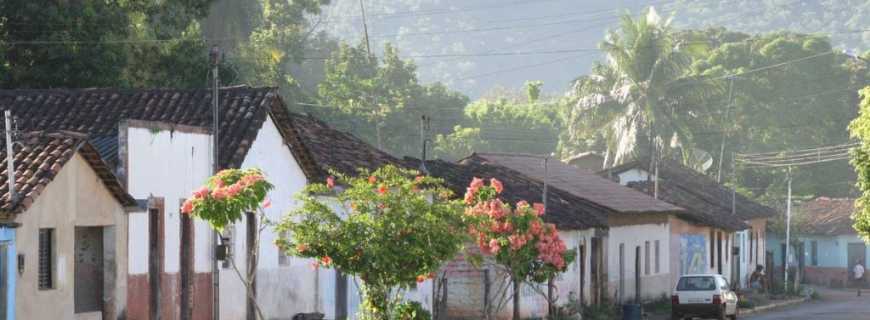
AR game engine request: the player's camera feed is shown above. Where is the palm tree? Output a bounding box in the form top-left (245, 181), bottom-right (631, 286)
top-left (568, 7), bottom-right (718, 168)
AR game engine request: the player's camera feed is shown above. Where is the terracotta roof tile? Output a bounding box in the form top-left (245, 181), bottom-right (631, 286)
top-left (469, 153), bottom-right (684, 214)
top-left (404, 157), bottom-right (608, 230)
top-left (799, 197), bottom-right (857, 236)
top-left (0, 131), bottom-right (135, 215)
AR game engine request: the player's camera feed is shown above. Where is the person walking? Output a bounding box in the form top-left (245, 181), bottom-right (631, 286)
top-left (854, 259), bottom-right (865, 297)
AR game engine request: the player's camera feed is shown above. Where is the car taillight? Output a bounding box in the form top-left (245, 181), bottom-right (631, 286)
top-left (712, 294), bottom-right (722, 305)
top-left (671, 295), bottom-right (679, 305)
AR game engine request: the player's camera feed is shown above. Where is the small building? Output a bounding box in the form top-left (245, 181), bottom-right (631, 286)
top-left (406, 157), bottom-right (608, 319)
top-left (565, 152), bottom-right (605, 172)
top-left (602, 159), bottom-right (775, 290)
top-left (470, 153), bottom-right (746, 303)
top-left (1, 132), bottom-right (137, 320)
top-left (768, 197), bottom-right (867, 288)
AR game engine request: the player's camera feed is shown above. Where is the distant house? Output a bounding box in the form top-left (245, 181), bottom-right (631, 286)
top-left (0, 87), bottom-right (410, 320)
top-left (406, 157), bottom-right (608, 319)
top-left (565, 152), bottom-right (605, 172)
top-left (768, 197), bottom-right (867, 288)
top-left (602, 159), bottom-right (776, 290)
top-left (0, 132), bottom-right (137, 320)
top-left (469, 153), bottom-right (748, 303)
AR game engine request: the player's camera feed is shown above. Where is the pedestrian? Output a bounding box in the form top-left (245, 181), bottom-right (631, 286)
top-left (749, 265), bottom-right (767, 293)
top-left (854, 259), bottom-right (865, 297)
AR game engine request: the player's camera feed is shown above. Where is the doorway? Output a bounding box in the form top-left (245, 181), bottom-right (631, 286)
top-left (74, 226), bottom-right (104, 314)
top-left (618, 243), bottom-right (625, 302)
top-left (848, 243), bottom-right (867, 276)
top-left (0, 242), bottom-right (7, 320)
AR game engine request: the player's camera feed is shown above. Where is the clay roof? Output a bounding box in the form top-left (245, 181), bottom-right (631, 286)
top-left (0, 87), bottom-right (402, 180)
top-left (468, 153), bottom-right (684, 214)
top-left (799, 197), bottom-right (857, 236)
top-left (626, 181), bottom-right (749, 231)
top-left (0, 131), bottom-right (135, 216)
top-left (404, 158), bottom-right (608, 230)
top-left (603, 158), bottom-right (778, 222)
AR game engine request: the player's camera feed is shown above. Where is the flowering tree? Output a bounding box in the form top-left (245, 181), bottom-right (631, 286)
top-left (182, 168), bottom-right (273, 319)
top-left (276, 165), bottom-right (467, 320)
top-left (463, 177), bottom-right (573, 320)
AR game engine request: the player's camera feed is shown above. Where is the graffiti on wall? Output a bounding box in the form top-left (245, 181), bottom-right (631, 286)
top-left (681, 234), bottom-right (707, 275)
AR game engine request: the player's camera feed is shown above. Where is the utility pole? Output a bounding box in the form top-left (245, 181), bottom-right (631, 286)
top-left (4, 111), bottom-right (16, 205)
top-left (210, 45), bottom-right (221, 320)
top-left (359, 0), bottom-right (372, 57)
top-left (717, 76), bottom-right (735, 183)
top-left (784, 167), bottom-right (792, 293)
top-left (419, 115), bottom-right (430, 174)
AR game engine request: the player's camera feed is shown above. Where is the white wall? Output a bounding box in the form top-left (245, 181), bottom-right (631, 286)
top-left (126, 125), bottom-right (213, 275)
top-left (616, 169), bottom-right (653, 185)
top-left (607, 223), bottom-right (672, 302)
top-left (219, 116), bottom-right (314, 319)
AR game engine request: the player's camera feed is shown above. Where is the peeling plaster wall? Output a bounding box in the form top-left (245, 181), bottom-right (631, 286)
top-left (125, 123), bottom-right (214, 320)
top-left (14, 154), bottom-right (128, 320)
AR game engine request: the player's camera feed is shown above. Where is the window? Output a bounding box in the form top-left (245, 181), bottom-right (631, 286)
top-left (811, 241), bottom-right (818, 266)
top-left (654, 240), bottom-right (660, 274)
top-left (676, 276), bottom-right (716, 291)
top-left (644, 241), bottom-right (650, 275)
top-left (278, 231), bottom-right (291, 266)
top-left (38, 228), bottom-right (54, 290)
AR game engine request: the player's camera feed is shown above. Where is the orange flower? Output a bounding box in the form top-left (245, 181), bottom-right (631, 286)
top-left (296, 243), bottom-right (308, 253)
top-left (490, 178), bottom-right (504, 194)
top-left (378, 184), bottom-right (388, 194)
top-left (320, 255), bottom-right (332, 266)
top-left (326, 176), bottom-right (335, 189)
top-left (416, 275), bottom-right (426, 283)
top-left (368, 175), bottom-right (377, 184)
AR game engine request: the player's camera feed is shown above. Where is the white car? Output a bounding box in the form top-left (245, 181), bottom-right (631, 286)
top-left (671, 274), bottom-right (739, 320)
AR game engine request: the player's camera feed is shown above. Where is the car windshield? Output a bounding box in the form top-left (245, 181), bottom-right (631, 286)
top-left (677, 276), bottom-right (717, 291)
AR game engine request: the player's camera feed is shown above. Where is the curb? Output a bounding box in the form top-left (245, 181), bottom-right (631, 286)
top-left (738, 297), bottom-right (808, 315)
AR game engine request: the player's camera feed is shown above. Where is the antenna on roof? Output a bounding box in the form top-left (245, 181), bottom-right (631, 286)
top-left (4, 110), bottom-right (17, 204)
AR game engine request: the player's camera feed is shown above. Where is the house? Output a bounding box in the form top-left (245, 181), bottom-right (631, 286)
top-left (768, 197), bottom-right (866, 288)
top-left (468, 153), bottom-right (747, 303)
top-left (0, 87), bottom-right (411, 320)
top-left (603, 159), bottom-right (777, 290)
top-left (0, 131), bottom-right (137, 320)
top-left (405, 157), bottom-right (608, 319)
top-left (565, 152), bottom-right (605, 172)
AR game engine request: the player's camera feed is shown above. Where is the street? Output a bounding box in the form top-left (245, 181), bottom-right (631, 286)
top-left (744, 288), bottom-right (870, 320)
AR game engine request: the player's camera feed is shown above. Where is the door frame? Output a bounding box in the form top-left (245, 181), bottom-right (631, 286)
top-left (0, 226), bottom-right (15, 320)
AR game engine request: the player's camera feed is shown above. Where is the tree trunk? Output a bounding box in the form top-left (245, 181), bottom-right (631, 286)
top-left (513, 277), bottom-right (521, 320)
top-left (547, 277), bottom-right (554, 316)
top-left (361, 283), bottom-right (390, 320)
top-left (246, 212), bottom-right (258, 320)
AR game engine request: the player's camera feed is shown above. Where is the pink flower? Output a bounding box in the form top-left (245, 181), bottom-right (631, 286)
top-left (533, 203), bottom-right (546, 216)
top-left (529, 220), bottom-right (543, 235)
top-left (490, 178), bottom-right (504, 194)
top-left (181, 199), bottom-right (194, 214)
top-left (262, 198), bottom-right (272, 209)
top-left (470, 177), bottom-right (485, 190)
top-left (416, 275), bottom-right (427, 283)
top-left (226, 183), bottom-right (244, 197)
top-left (368, 176), bottom-right (377, 184)
top-left (415, 176), bottom-right (425, 183)
top-left (489, 239), bottom-right (501, 254)
top-left (212, 187), bottom-right (228, 200)
top-left (326, 176), bottom-right (335, 189)
top-left (193, 186), bottom-right (209, 199)
top-left (464, 188), bottom-right (476, 205)
top-left (487, 200), bottom-right (506, 219)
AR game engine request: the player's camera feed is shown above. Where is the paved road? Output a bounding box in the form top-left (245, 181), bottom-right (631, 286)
top-left (744, 289), bottom-right (870, 320)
